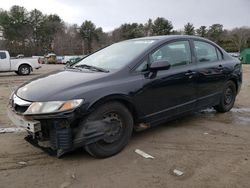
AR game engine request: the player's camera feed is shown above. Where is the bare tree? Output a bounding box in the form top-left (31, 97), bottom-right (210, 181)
top-left (53, 24), bottom-right (83, 55)
top-left (144, 19), bottom-right (153, 36)
top-left (230, 27), bottom-right (250, 52)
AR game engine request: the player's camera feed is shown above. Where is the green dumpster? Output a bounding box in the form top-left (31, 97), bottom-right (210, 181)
top-left (240, 48), bottom-right (250, 64)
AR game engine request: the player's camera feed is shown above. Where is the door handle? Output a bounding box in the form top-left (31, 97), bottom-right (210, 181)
top-left (217, 65), bottom-right (223, 70)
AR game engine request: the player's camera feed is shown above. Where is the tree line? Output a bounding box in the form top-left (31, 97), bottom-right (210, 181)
top-left (0, 5), bottom-right (250, 56)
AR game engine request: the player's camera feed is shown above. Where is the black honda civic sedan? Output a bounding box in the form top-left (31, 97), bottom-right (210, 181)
top-left (8, 35), bottom-right (242, 158)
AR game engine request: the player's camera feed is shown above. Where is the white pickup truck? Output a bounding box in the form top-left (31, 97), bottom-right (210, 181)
top-left (0, 50), bottom-right (41, 75)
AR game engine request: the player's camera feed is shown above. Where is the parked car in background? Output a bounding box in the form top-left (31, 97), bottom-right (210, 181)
top-left (62, 56), bottom-right (72, 64)
top-left (70, 57), bottom-right (81, 63)
top-left (66, 56), bottom-right (84, 66)
top-left (32, 56), bottom-right (45, 64)
top-left (37, 57), bottom-right (45, 64)
top-left (45, 53), bottom-right (57, 64)
top-left (56, 56), bottom-right (64, 64)
top-left (62, 55), bottom-right (85, 64)
top-left (0, 50), bottom-right (41, 75)
top-left (8, 36), bottom-right (242, 158)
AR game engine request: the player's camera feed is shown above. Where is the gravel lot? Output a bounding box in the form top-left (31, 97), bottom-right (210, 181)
top-left (0, 64), bottom-right (250, 188)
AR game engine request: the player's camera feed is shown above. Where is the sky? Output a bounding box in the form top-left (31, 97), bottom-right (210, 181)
top-left (1, 0), bottom-right (250, 32)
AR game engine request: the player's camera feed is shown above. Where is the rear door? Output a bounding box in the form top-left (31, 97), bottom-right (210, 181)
top-left (193, 40), bottom-right (227, 108)
top-left (0, 52), bottom-right (10, 71)
top-left (133, 40), bottom-right (198, 123)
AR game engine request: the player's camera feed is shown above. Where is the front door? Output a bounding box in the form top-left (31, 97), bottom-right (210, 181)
top-left (134, 40), bottom-right (197, 123)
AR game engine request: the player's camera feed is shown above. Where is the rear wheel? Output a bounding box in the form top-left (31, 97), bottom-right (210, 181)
top-left (18, 65), bottom-right (31, 75)
top-left (214, 81), bottom-right (236, 113)
top-left (84, 102), bottom-right (133, 158)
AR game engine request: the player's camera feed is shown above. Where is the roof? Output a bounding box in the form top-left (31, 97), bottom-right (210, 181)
top-left (130, 35), bottom-right (207, 41)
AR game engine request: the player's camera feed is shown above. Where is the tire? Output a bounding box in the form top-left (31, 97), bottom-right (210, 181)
top-left (214, 81), bottom-right (236, 113)
top-left (84, 102), bottom-right (133, 158)
top-left (18, 65), bottom-right (31, 75)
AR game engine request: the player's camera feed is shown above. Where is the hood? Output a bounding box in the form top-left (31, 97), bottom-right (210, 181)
top-left (16, 69), bottom-right (111, 102)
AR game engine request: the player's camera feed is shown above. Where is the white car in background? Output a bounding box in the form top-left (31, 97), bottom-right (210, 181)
top-left (62, 55), bottom-right (85, 64)
top-left (62, 56), bottom-right (73, 64)
top-left (0, 50), bottom-right (41, 75)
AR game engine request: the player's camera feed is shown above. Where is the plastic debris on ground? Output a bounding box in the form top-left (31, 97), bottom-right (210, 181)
top-left (17, 161), bottom-right (28, 165)
top-left (173, 169), bottom-right (184, 176)
top-left (135, 149), bottom-right (154, 159)
top-left (71, 174), bottom-right (76, 180)
top-left (0, 128), bottom-right (24, 134)
top-left (231, 107), bottom-right (250, 113)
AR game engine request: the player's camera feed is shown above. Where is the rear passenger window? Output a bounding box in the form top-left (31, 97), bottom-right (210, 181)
top-left (0, 52), bottom-right (6, 59)
top-left (150, 41), bottom-right (192, 67)
top-left (194, 41), bottom-right (219, 63)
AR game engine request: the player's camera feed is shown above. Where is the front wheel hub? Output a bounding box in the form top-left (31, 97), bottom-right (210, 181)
top-left (103, 112), bottom-right (123, 143)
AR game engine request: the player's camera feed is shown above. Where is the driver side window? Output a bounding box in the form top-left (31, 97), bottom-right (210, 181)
top-left (136, 40), bottom-right (192, 72)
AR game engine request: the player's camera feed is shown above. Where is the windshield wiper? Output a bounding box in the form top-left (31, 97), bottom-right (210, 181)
top-left (64, 66), bottom-right (82, 71)
top-left (75, 64), bottom-right (109, 73)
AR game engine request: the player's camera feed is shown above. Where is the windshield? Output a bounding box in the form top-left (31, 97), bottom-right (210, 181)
top-left (74, 39), bottom-right (156, 70)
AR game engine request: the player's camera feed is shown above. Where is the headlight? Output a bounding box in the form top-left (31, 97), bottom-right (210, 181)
top-left (24, 99), bottom-right (83, 115)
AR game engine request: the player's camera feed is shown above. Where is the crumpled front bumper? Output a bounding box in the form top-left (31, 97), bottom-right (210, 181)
top-left (7, 107), bottom-right (41, 134)
top-left (7, 104), bottom-right (112, 157)
top-left (8, 107), bottom-right (76, 157)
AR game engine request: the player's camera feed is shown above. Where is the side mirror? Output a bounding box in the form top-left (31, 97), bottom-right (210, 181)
top-left (149, 60), bottom-right (171, 71)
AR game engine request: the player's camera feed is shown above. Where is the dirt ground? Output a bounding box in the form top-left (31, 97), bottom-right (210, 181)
top-left (0, 64), bottom-right (250, 188)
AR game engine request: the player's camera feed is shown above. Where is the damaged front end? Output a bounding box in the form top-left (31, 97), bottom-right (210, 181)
top-left (7, 94), bottom-right (113, 157)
